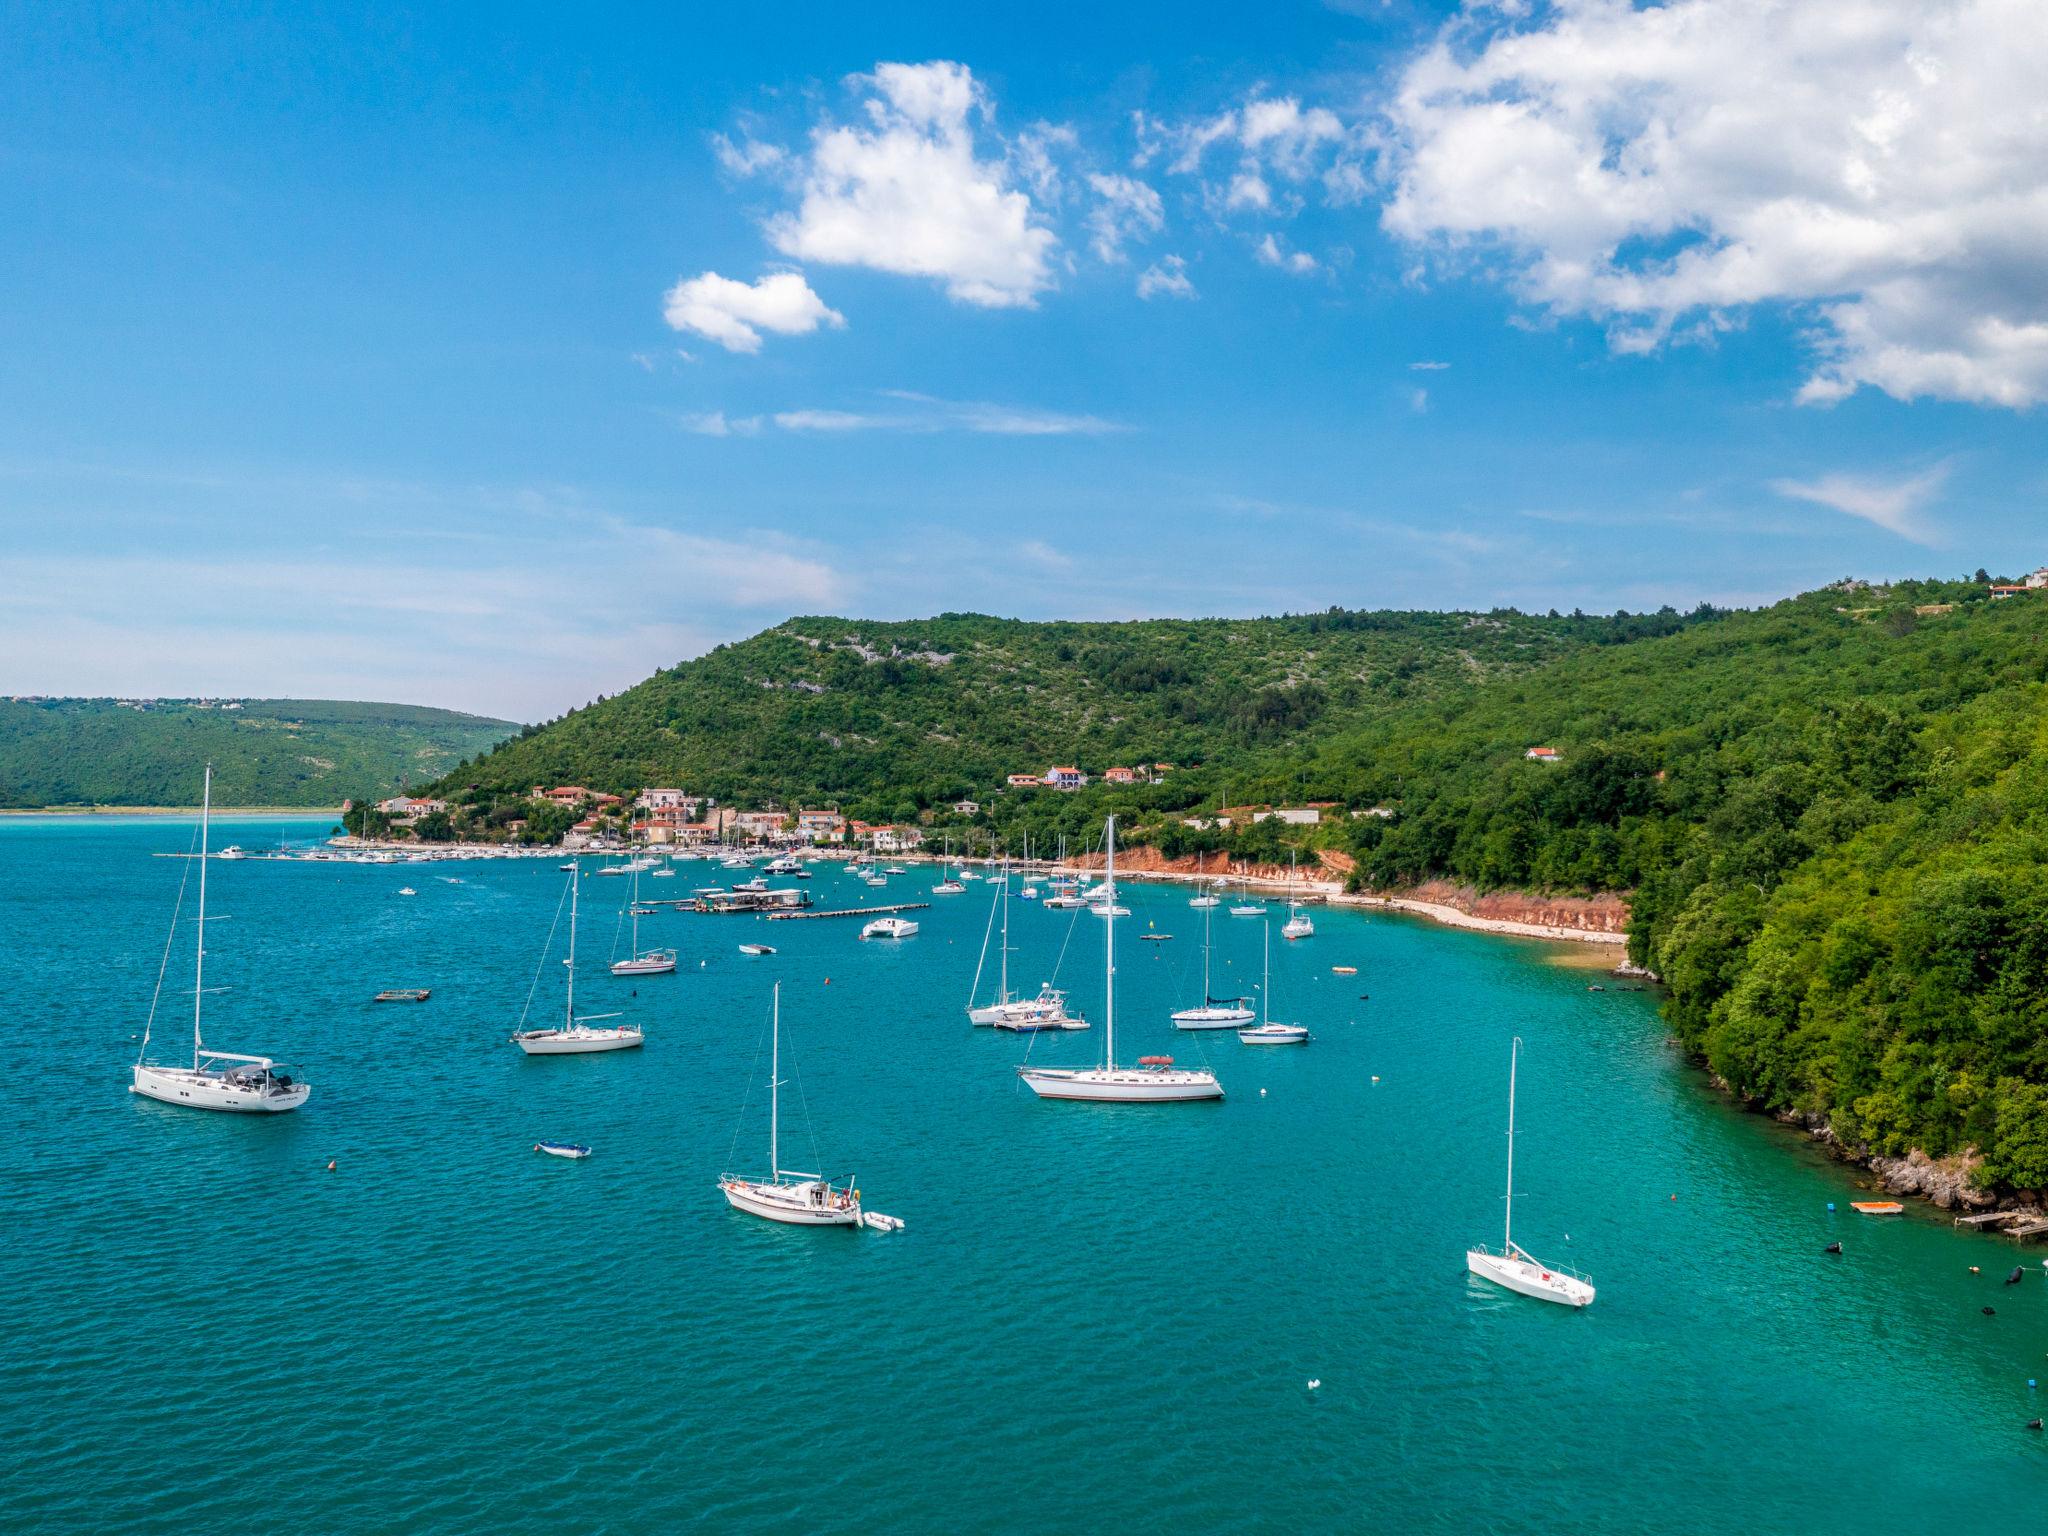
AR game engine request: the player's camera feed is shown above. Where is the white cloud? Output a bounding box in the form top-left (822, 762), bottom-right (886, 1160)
top-left (768, 395), bottom-right (1123, 436)
top-left (1085, 173), bottom-right (1164, 261)
top-left (1225, 172), bottom-right (1273, 211)
top-left (711, 132), bottom-right (787, 178)
top-left (1137, 255), bottom-right (1197, 301)
top-left (1409, 360), bottom-right (1451, 370)
top-left (677, 411), bottom-right (763, 437)
top-left (1255, 234), bottom-right (1318, 275)
top-left (661, 270), bottom-right (844, 354)
top-left (1410, 387), bottom-right (1430, 413)
top-left (1382, 0), bottom-right (2048, 408)
top-left (1770, 463), bottom-right (1949, 543)
top-left (1153, 93), bottom-right (1372, 212)
top-left (766, 60), bottom-right (1058, 308)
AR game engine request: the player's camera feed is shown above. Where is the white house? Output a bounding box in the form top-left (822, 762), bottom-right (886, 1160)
top-left (1043, 766), bottom-right (1087, 791)
top-left (2026, 567), bottom-right (2048, 589)
top-left (1525, 747), bottom-right (1562, 762)
top-left (871, 824), bottom-right (926, 853)
top-left (952, 800), bottom-right (981, 815)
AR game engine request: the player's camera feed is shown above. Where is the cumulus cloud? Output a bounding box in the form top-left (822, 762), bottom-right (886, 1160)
top-left (1770, 463), bottom-right (1948, 542)
top-left (1150, 93), bottom-right (1371, 212)
top-left (1137, 255), bottom-right (1197, 301)
top-left (1255, 234), bottom-right (1318, 275)
top-left (661, 270), bottom-right (844, 354)
top-left (1382, 0), bottom-right (2048, 408)
top-left (745, 395), bottom-right (1126, 436)
top-left (1085, 173), bottom-right (1164, 261)
top-left (766, 60), bottom-right (1059, 308)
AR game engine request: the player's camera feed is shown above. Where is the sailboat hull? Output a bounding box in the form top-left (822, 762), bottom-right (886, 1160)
top-left (1465, 1247), bottom-right (1595, 1307)
top-left (1017, 1067), bottom-right (1223, 1102)
top-left (1171, 1006), bottom-right (1255, 1029)
top-left (130, 1064), bottom-right (310, 1113)
top-left (720, 1177), bottom-right (862, 1226)
top-left (511, 1028), bottom-right (645, 1055)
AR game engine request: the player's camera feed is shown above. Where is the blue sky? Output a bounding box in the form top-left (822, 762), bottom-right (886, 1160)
top-left (3, 1), bottom-right (2043, 719)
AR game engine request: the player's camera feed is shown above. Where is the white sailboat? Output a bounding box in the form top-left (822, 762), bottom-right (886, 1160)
top-left (1282, 849), bottom-right (1315, 939)
top-left (609, 867), bottom-right (677, 976)
top-left (1466, 1038), bottom-right (1594, 1306)
top-left (511, 862), bottom-right (645, 1054)
top-left (719, 982), bottom-right (864, 1226)
top-left (966, 860), bottom-right (1082, 1029)
top-left (1019, 817), bottom-right (1222, 1102)
top-left (1171, 899), bottom-right (1254, 1029)
top-left (1237, 924), bottom-right (1309, 1044)
top-left (1188, 878), bottom-right (1221, 909)
top-left (131, 766), bottom-right (312, 1113)
top-left (1229, 878), bottom-right (1266, 917)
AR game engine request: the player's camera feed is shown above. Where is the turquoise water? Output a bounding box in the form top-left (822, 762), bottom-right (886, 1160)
top-left (4, 816), bottom-right (2044, 1533)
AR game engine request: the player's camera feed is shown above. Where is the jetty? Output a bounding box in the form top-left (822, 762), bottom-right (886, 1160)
top-left (1951, 1210), bottom-right (2048, 1242)
top-left (767, 902), bottom-right (931, 922)
top-left (687, 889), bottom-right (812, 914)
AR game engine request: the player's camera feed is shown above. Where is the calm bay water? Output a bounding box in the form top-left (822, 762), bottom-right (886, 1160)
top-left (3, 815), bottom-right (2043, 1532)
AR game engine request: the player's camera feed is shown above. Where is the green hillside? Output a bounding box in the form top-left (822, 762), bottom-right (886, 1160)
top-left (431, 606), bottom-right (1709, 811)
top-left (0, 697), bottom-right (518, 808)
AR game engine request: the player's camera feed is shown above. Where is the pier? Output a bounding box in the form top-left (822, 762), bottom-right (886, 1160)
top-left (1950, 1209), bottom-right (2048, 1242)
top-left (767, 902), bottom-right (931, 922)
top-left (686, 889), bottom-right (813, 914)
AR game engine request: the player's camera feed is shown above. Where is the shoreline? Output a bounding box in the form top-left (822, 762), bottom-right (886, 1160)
top-left (1, 806), bottom-right (341, 817)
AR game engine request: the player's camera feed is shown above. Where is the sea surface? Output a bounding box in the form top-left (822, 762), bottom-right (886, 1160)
top-left (3, 816), bottom-right (2044, 1533)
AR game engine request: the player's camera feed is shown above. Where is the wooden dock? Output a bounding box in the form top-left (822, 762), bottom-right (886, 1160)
top-left (767, 902), bottom-right (931, 922)
top-left (1953, 1210), bottom-right (2020, 1228)
top-left (2005, 1218), bottom-right (2048, 1243)
top-left (1950, 1209), bottom-right (2048, 1242)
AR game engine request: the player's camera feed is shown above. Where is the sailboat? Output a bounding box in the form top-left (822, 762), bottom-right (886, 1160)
top-left (511, 862), bottom-right (645, 1054)
top-left (719, 982), bottom-right (864, 1226)
top-left (967, 859), bottom-right (1082, 1030)
top-left (131, 766), bottom-right (312, 1113)
top-left (1171, 899), bottom-right (1254, 1029)
top-left (1282, 849), bottom-right (1315, 940)
top-left (610, 867), bottom-right (677, 976)
top-left (1466, 1038), bottom-right (1594, 1306)
top-left (1229, 878), bottom-right (1266, 917)
top-left (1188, 877), bottom-right (1222, 909)
top-left (1018, 817), bottom-right (1222, 1101)
top-left (1237, 924), bottom-right (1309, 1043)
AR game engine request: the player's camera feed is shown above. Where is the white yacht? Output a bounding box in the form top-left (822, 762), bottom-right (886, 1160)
top-left (861, 917), bottom-right (918, 939)
top-left (1282, 851), bottom-right (1315, 939)
top-left (1237, 924), bottom-right (1309, 1044)
top-left (131, 767), bottom-right (311, 1114)
top-left (1467, 1038), bottom-right (1594, 1307)
top-left (609, 869), bottom-right (677, 976)
top-left (511, 862), bottom-right (645, 1054)
top-left (933, 878), bottom-right (966, 895)
top-left (765, 854), bottom-right (802, 874)
top-left (1018, 817), bottom-right (1223, 1103)
top-left (1172, 899), bottom-right (1254, 1030)
top-left (967, 869), bottom-right (1084, 1029)
top-left (719, 983), bottom-right (866, 1226)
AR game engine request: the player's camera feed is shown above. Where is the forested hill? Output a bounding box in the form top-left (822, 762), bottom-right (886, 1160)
top-left (0, 698), bottom-right (517, 807)
top-left (433, 606), bottom-right (1711, 807)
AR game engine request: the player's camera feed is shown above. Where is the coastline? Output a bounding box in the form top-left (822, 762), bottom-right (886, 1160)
top-left (1, 805), bottom-right (341, 816)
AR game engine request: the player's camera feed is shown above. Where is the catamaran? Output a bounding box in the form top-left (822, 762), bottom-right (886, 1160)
top-left (719, 983), bottom-right (866, 1226)
top-left (1466, 1038), bottom-right (1594, 1306)
top-left (511, 862), bottom-right (645, 1054)
top-left (1018, 817), bottom-right (1223, 1102)
top-left (1237, 924), bottom-right (1309, 1044)
top-left (610, 868), bottom-right (677, 976)
top-left (130, 767), bottom-right (311, 1113)
top-left (1171, 898), bottom-right (1254, 1029)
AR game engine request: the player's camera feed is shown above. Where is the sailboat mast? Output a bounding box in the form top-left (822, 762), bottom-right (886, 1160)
top-left (1262, 920), bottom-right (1271, 1026)
top-left (1202, 900), bottom-right (1212, 999)
top-left (1103, 815), bottom-right (1116, 1070)
top-left (629, 868), bottom-right (639, 956)
top-left (770, 982), bottom-right (781, 1177)
top-left (566, 860), bottom-right (579, 1026)
top-left (999, 854), bottom-right (1010, 1002)
top-left (193, 764), bottom-right (211, 1068)
top-left (1505, 1036), bottom-right (1520, 1251)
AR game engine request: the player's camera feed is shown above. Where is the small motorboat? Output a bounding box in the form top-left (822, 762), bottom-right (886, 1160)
top-left (373, 988), bottom-right (432, 1003)
top-left (534, 1141), bottom-right (592, 1160)
top-left (630, 904), bottom-right (659, 916)
top-left (884, 865), bottom-right (907, 875)
top-left (861, 917), bottom-right (919, 939)
top-left (1138, 933), bottom-right (1173, 942)
top-left (932, 880), bottom-right (966, 895)
top-left (864, 875), bottom-right (888, 887)
top-left (739, 943), bottom-right (776, 956)
top-left (1238, 1022), bottom-right (1310, 1045)
top-left (397, 886), bottom-right (417, 897)
top-left (1332, 966), bottom-right (1358, 975)
top-left (1851, 1200), bottom-right (1905, 1215)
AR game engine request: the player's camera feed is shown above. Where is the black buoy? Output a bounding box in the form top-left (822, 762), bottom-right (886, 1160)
top-left (1823, 1241), bottom-right (1843, 1255)
top-left (1983, 1306), bottom-right (1998, 1316)
top-left (2007, 1266), bottom-right (2025, 1286)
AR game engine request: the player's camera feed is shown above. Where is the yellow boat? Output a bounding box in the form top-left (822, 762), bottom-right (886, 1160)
top-left (1332, 965), bottom-right (1358, 975)
top-left (1850, 1200), bottom-right (1904, 1215)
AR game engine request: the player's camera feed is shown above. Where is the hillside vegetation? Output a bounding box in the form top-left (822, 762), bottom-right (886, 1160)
top-left (0, 698), bottom-right (517, 807)
top-left (430, 578), bottom-right (2048, 1191)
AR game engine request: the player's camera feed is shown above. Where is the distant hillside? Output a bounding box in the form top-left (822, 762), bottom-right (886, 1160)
top-left (432, 607), bottom-right (1708, 811)
top-left (0, 697), bottom-right (519, 807)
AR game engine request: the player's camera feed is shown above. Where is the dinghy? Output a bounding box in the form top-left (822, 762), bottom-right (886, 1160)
top-left (534, 1141), bottom-right (591, 1160)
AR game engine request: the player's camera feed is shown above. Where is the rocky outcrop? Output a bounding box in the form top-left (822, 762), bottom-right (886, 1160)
top-left (1360, 880), bottom-right (1631, 939)
top-left (1869, 1148), bottom-right (1997, 1210)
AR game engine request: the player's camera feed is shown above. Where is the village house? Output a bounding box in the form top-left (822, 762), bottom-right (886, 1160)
top-left (734, 810), bottom-right (791, 842)
top-left (1005, 773), bottom-right (1042, 788)
top-left (1043, 766), bottom-right (1087, 790)
top-left (1351, 806), bottom-right (1396, 820)
top-left (870, 824), bottom-right (926, 853)
top-left (1989, 584), bottom-right (2030, 599)
top-left (1100, 767), bottom-right (1138, 785)
top-left (952, 799), bottom-right (981, 815)
top-left (1253, 806), bottom-right (1322, 826)
top-left (797, 809), bottom-right (846, 844)
top-left (634, 787), bottom-right (703, 816)
top-left (375, 796), bottom-right (447, 821)
top-left (1525, 747), bottom-right (1562, 762)
top-left (2028, 567), bottom-right (2048, 588)
top-left (532, 785), bottom-right (623, 808)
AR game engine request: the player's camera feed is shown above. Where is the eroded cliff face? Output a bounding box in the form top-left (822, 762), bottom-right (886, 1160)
top-left (1385, 880), bottom-right (1631, 938)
